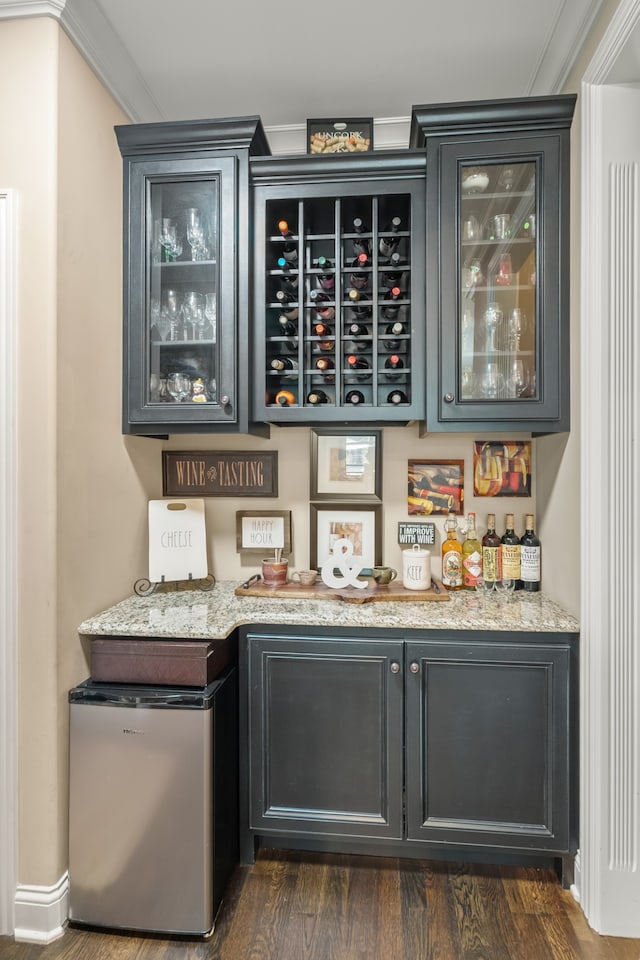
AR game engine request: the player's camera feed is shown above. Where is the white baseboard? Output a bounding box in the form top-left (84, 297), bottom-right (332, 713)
top-left (570, 850), bottom-right (582, 903)
top-left (14, 872), bottom-right (68, 944)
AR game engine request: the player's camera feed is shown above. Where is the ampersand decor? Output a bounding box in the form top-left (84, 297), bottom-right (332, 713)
top-left (320, 538), bottom-right (368, 590)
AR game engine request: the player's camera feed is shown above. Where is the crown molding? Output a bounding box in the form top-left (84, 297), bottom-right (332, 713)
top-left (528, 0), bottom-right (607, 94)
top-left (0, 0), bottom-right (64, 16)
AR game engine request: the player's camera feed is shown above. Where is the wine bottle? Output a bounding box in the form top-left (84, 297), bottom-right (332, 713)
top-left (387, 388), bottom-right (408, 404)
top-left (383, 321), bottom-right (405, 350)
top-left (520, 513), bottom-right (541, 592)
top-left (279, 272), bottom-right (299, 294)
top-left (501, 513), bottom-right (521, 589)
top-left (381, 285), bottom-right (403, 319)
top-left (316, 255), bottom-right (333, 269)
top-left (441, 509), bottom-right (463, 591)
top-left (378, 216), bottom-right (402, 258)
top-left (349, 268), bottom-right (369, 291)
top-left (275, 289), bottom-right (296, 305)
top-left (270, 356), bottom-right (298, 378)
top-left (482, 513), bottom-right (502, 584)
top-left (278, 305), bottom-right (299, 321)
top-left (384, 354), bottom-right (404, 380)
top-left (346, 321), bottom-right (371, 350)
top-left (352, 218), bottom-right (371, 256)
top-left (351, 252), bottom-right (371, 269)
top-left (310, 289), bottom-right (334, 306)
top-left (307, 389), bottom-right (331, 405)
top-left (315, 356), bottom-right (335, 383)
top-left (346, 355), bottom-right (371, 380)
top-left (313, 321), bottom-right (333, 338)
top-left (317, 272), bottom-right (335, 291)
top-left (462, 511), bottom-right (482, 590)
top-left (380, 255), bottom-right (406, 288)
top-left (345, 389), bottom-right (366, 405)
top-left (277, 315), bottom-right (298, 337)
top-left (276, 220), bottom-right (298, 262)
top-left (274, 388), bottom-right (296, 406)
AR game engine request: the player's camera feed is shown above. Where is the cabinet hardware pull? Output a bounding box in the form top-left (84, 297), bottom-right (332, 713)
top-left (444, 392), bottom-right (455, 403)
top-left (220, 395), bottom-right (231, 406)
top-left (410, 661), bottom-right (420, 674)
top-left (390, 661), bottom-right (400, 674)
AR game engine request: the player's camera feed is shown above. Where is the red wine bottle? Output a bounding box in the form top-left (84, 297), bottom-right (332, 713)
top-left (384, 353), bottom-right (404, 380)
top-left (307, 389), bottom-right (331, 405)
top-left (346, 355), bottom-right (371, 380)
top-left (276, 219), bottom-right (298, 262)
top-left (378, 216), bottom-right (402, 258)
top-left (381, 285), bottom-right (402, 319)
top-left (387, 388), bottom-right (408, 404)
top-left (345, 389), bottom-right (366, 405)
top-left (383, 321), bottom-right (405, 350)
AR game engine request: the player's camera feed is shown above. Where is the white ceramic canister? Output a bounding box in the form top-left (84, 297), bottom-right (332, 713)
top-left (402, 544), bottom-right (431, 591)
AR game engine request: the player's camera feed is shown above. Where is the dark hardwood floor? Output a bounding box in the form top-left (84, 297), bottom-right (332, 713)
top-left (2, 850), bottom-right (640, 960)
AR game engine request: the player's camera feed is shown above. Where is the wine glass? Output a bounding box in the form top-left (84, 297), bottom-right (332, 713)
top-left (483, 302), bottom-right (503, 353)
top-left (508, 308), bottom-right (524, 348)
top-left (166, 372), bottom-right (191, 403)
top-left (182, 291), bottom-right (204, 340)
top-left (163, 289), bottom-right (182, 341)
top-left (186, 208), bottom-right (206, 261)
top-left (496, 578), bottom-right (516, 600)
top-left (158, 218), bottom-right (178, 262)
top-left (508, 358), bottom-right (528, 398)
top-left (480, 362), bottom-right (504, 399)
top-left (496, 253), bottom-right (512, 286)
top-left (204, 293), bottom-right (217, 341)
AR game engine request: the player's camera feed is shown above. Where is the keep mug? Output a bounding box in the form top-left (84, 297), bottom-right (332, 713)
top-left (402, 544), bottom-right (431, 591)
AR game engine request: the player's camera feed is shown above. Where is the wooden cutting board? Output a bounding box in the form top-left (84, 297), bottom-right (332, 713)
top-left (234, 578), bottom-right (450, 604)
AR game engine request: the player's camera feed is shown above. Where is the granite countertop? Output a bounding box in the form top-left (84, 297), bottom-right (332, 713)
top-left (78, 580), bottom-right (579, 640)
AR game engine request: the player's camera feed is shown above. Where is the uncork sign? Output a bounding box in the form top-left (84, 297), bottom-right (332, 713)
top-left (162, 450), bottom-right (278, 498)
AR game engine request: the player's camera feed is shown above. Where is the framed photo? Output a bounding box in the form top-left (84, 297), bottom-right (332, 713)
top-left (307, 118), bottom-right (373, 155)
top-left (408, 460), bottom-right (464, 516)
top-left (311, 429), bottom-right (382, 502)
top-left (473, 441), bottom-right (532, 497)
top-left (235, 510), bottom-right (292, 554)
top-left (310, 504), bottom-right (382, 571)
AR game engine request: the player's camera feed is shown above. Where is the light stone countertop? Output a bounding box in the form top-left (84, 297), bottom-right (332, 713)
top-left (78, 580), bottom-right (579, 640)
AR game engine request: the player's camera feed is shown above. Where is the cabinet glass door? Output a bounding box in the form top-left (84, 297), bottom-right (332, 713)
top-left (459, 160), bottom-right (537, 404)
top-left (147, 178), bottom-right (220, 407)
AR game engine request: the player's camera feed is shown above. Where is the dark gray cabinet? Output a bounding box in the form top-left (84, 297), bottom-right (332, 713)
top-left (249, 152), bottom-right (426, 423)
top-left (115, 116), bottom-right (270, 436)
top-left (410, 95), bottom-right (576, 434)
top-left (240, 626), bottom-right (577, 874)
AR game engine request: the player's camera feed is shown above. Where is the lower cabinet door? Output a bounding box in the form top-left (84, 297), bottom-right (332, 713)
top-left (404, 636), bottom-right (573, 853)
top-left (248, 633), bottom-right (404, 839)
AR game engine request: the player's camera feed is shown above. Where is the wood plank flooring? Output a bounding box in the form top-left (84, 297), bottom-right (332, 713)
top-left (2, 849), bottom-right (640, 960)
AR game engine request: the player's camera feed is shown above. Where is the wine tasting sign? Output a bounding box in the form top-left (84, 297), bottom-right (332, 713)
top-left (162, 451), bottom-right (278, 498)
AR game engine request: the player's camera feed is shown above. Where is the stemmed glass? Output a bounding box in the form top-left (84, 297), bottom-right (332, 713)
top-left (483, 302), bottom-right (503, 354)
top-left (166, 372), bottom-right (191, 403)
top-left (480, 362), bottom-right (504, 399)
top-left (158, 218), bottom-right (180, 262)
top-left (508, 359), bottom-right (528, 398)
top-left (182, 291), bottom-right (205, 340)
top-left (163, 289), bottom-right (182, 342)
top-left (204, 293), bottom-right (217, 341)
top-left (508, 308), bottom-right (524, 349)
top-left (186, 208), bottom-right (207, 261)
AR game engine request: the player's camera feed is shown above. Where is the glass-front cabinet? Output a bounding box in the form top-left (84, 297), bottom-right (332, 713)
top-left (411, 95), bottom-right (576, 433)
top-left (116, 117), bottom-right (270, 435)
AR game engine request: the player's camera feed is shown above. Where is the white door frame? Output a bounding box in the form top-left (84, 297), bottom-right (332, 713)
top-left (580, 0), bottom-right (640, 936)
top-left (0, 188), bottom-right (18, 936)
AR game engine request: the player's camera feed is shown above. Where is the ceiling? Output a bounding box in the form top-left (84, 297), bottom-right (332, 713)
top-left (4, 0), bottom-right (610, 148)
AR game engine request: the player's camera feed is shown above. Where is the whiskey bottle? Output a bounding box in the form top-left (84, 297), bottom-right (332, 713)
top-left (441, 509), bottom-right (463, 591)
top-left (387, 388), bottom-right (408, 404)
top-left (462, 512), bottom-right (482, 589)
top-left (501, 513), bottom-right (521, 588)
top-left (482, 513), bottom-right (502, 584)
top-left (520, 513), bottom-right (541, 592)
top-left (383, 321), bottom-right (405, 350)
top-left (345, 389), bottom-right (366, 405)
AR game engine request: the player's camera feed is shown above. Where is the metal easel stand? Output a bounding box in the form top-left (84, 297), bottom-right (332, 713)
top-left (133, 573), bottom-right (216, 596)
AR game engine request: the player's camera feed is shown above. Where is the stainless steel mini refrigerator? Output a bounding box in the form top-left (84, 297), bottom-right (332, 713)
top-left (68, 668), bottom-right (237, 936)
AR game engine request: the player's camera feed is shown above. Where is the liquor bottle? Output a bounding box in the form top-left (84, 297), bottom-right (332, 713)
top-left (441, 509), bottom-right (463, 591)
top-left (462, 512), bottom-right (483, 589)
top-left (277, 315), bottom-right (298, 337)
top-left (277, 219), bottom-right (298, 263)
top-left (270, 357), bottom-right (298, 379)
top-left (307, 389), bottom-right (331, 405)
top-left (383, 321), bottom-right (405, 350)
top-left (274, 388), bottom-right (296, 406)
top-left (378, 216), bottom-right (402, 258)
top-left (345, 389), bottom-right (366, 405)
top-left (309, 289), bottom-right (336, 321)
top-left (482, 513), bottom-right (502, 584)
top-left (387, 388), bottom-right (408, 404)
top-left (384, 354), bottom-right (404, 380)
top-left (381, 286), bottom-right (403, 319)
top-left (501, 513), bottom-right (521, 588)
top-left (346, 355), bottom-right (371, 380)
top-left (520, 513), bottom-right (541, 592)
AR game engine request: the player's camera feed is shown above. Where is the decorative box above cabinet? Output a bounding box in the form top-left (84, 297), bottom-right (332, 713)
top-left (115, 116), bottom-right (270, 436)
top-left (250, 152), bottom-right (426, 424)
top-left (411, 95), bottom-right (576, 434)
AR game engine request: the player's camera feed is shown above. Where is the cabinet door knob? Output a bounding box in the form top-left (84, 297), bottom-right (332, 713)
top-left (220, 395), bottom-right (231, 406)
top-left (444, 392), bottom-right (455, 403)
top-left (390, 661), bottom-right (401, 674)
top-left (410, 661), bottom-right (420, 674)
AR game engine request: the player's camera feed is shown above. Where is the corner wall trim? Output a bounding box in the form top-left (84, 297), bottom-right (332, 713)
top-left (13, 873), bottom-right (68, 944)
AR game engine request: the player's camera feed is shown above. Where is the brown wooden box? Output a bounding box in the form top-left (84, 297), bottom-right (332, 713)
top-left (90, 636), bottom-right (233, 687)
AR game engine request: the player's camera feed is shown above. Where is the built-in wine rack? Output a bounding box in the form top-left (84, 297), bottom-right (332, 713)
top-left (251, 156), bottom-right (425, 423)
